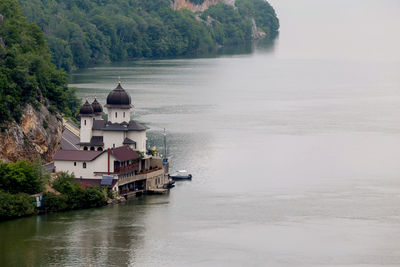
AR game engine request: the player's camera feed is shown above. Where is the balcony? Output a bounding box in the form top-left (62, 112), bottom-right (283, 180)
top-left (118, 168), bottom-right (164, 186)
top-left (114, 162), bottom-right (139, 174)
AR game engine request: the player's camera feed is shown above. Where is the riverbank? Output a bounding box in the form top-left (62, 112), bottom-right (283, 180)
top-left (0, 161), bottom-right (113, 221)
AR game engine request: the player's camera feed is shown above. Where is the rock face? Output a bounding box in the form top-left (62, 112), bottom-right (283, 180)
top-left (251, 18), bottom-right (266, 39)
top-left (173, 0), bottom-right (234, 12)
top-left (0, 105), bottom-right (63, 163)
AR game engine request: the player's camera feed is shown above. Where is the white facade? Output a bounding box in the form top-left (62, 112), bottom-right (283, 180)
top-left (103, 131), bottom-right (125, 149)
top-left (108, 108), bottom-right (131, 123)
top-left (80, 116), bottom-right (93, 143)
top-left (93, 114), bottom-right (103, 120)
top-left (127, 131), bottom-right (147, 152)
top-left (54, 152), bottom-right (116, 179)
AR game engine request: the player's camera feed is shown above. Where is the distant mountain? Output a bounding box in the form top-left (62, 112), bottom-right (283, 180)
top-left (18, 0), bottom-right (279, 71)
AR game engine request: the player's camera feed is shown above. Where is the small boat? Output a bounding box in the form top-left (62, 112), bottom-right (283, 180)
top-left (169, 170), bottom-right (192, 180)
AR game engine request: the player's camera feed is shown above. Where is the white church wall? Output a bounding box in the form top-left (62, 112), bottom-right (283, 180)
top-left (103, 131), bottom-right (125, 149)
top-left (93, 115), bottom-right (102, 120)
top-left (127, 131), bottom-right (147, 152)
top-left (108, 108), bottom-right (131, 123)
top-left (80, 116), bottom-right (93, 143)
top-left (92, 129), bottom-right (102, 136)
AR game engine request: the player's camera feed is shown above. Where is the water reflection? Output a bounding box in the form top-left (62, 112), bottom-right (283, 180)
top-left (2, 0), bottom-right (400, 265)
top-left (0, 197), bottom-right (174, 266)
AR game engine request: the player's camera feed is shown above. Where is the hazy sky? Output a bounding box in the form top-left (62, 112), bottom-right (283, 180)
top-left (268, 0), bottom-right (400, 61)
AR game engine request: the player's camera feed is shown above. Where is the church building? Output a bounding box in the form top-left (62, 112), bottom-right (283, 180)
top-left (53, 79), bottom-right (168, 195)
top-left (78, 79), bottom-right (147, 152)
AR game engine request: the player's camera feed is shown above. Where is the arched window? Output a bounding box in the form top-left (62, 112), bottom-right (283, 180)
top-left (97, 147), bottom-right (103, 151)
top-left (90, 147), bottom-right (95, 151)
top-left (83, 146), bottom-right (88, 151)
top-left (115, 112), bottom-right (117, 118)
top-left (84, 120), bottom-right (86, 126)
top-left (83, 162), bottom-right (87, 168)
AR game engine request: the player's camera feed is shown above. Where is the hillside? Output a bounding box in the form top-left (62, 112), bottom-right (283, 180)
top-left (0, 0), bottom-right (79, 161)
top-left (18, 0), bottom-right (279, 71)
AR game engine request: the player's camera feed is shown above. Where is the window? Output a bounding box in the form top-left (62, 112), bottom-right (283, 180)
top-left (97, 147), bottom-right (103, 151)
top-left (83, 162), bottom-right (86, 168)
top-left (83, 146), bottom-right (88, 151)
top-left (115, 112), bottom-right (117, 118)
top-left (74, 162), bottom-right (76, 166)
top-left (113, 144), bottom-right (115, 148)
top-left (90, 147), bottom-right (95, 151)
top-left (84, 120), bottom-right (86, 126)
top-left (123, 112), bottom-right (125, 118)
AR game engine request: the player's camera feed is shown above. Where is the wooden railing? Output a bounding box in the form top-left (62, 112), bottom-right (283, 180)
top-left (114, 162), bottom-right (139, 174)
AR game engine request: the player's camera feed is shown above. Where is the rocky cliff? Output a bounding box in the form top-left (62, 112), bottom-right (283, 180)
top-left (0, 105), bottom-right (63, 163)
top-left (173, 0), bottom-right (266, 39)
top-left (173, 0), bottom-right (234, 12)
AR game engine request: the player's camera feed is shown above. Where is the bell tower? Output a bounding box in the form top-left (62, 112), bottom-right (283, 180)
top-left (79, 96), bottom-right (94, 143)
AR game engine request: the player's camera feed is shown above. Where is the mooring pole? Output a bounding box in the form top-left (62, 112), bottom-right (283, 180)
top-left (163, 127), bottom-right (167, 160)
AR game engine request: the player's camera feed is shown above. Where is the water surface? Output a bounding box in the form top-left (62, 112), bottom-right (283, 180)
top-left (1, 0), bottom-right (400, 266)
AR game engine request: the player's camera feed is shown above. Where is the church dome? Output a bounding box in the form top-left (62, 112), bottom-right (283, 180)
top-left (91, 98), bottom-right (103, 114)
top-left (79, 100), bottom-right (94, 115)
top-left (105, 82), bottom-right (131, 108)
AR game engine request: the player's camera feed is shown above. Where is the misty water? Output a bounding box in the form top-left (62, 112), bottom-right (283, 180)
top-left (1, 0), bottom-right (400, 266)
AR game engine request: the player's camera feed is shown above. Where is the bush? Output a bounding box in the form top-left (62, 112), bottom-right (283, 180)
top-left (0, 159), bottom-right (48, 195)
top-left (0, 190), bottom-right (36, 221)
top-left (52, 172), bottom-right (77, 195)
top-left (42, 192), bottom-right (68, 212)
top-left (44, 172), bottom-right (107, 211)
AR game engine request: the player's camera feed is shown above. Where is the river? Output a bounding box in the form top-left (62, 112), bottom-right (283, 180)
top-left (1, 0), bottom-right (400, 266)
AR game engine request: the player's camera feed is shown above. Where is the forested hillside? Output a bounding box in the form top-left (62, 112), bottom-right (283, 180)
top-left (18, 0), bottom-right (279, 71)
top-left (0, 0), bottom-right (78, 124)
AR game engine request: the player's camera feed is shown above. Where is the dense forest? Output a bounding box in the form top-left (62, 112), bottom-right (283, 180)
top-left (18, 0), bottom-right (279, 71)
top-left (0, 0), bottom-right (79, 124)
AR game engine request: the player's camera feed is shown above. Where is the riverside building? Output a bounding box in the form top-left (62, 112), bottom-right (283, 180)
top-left (53, 79), bottom-right (168, 196)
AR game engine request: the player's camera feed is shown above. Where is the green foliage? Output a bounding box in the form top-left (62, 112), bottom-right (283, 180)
top-left (44, 172), bottom-right (107, 212)
top-left (42, 192), bottom-right (68, 212)
top-left (0, 190), bottom-right (36, 221)
top-left (0, 159), bottom-right (48, 195)
top-left (17, 0), bottom-right (279, 71)
top-left (189, 0), bottom-right (205, 5)
top-left (236, 0), bottom-right (279, 38)
top-left (201, 4), bottom-right (252, 45)
top-left (135, 150), bottom-right (145, 159)
top-left (0, 0), bottom-right (80, 124)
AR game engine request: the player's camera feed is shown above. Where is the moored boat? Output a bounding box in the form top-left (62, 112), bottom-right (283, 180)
top-left (169, 170), bottom-right (192, 180)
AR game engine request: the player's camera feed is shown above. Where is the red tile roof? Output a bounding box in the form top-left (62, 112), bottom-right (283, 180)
top-left (77, 178), bottom-right (117, 188)
top-left (53, 150), bottom-right (104, 161)
top-left (111, 146), bottom-right (140, 161)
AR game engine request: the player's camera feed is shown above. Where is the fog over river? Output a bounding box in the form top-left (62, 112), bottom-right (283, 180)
top-left (1, 0), bottom-right (400, 266)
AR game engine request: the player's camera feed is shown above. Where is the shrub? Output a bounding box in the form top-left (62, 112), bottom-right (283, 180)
top-left (45, 172), bottom-right (107, 211)
top-left (0, 190), bottom-right (36, 221)
top-left (42, 192), bottom-right (68, 212)
top-left (0, 159), bottom-right (47, 195)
